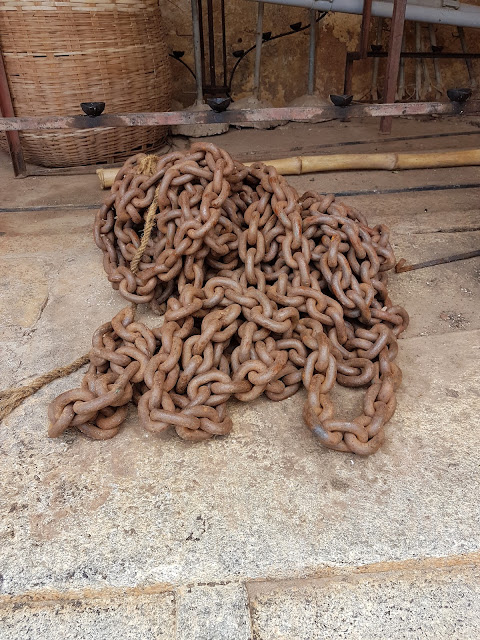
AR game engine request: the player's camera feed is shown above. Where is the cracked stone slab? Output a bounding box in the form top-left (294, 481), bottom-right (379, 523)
top-left (0, 592), bottom-right (175, 640)
top-left (248, 563), bottom-right (480, 640)
top-left (289, 166), bottom-right (480, 210)
top-left (176, 583), bottom-right (252, 640)
top-left (387, 230), bottom-right (480, 338)
top-left (0, 259), bottom-right (48, 335)
top-left (0, 329), bottom-right (478, 596)
top-left (1, 171), bottom-right (479, 606)
top-left (0, 209), bottom-right (92, 257)
top-left (379, 208), bottom-right (480, 236)
top-left (0, 211), bottom-right (162, 385)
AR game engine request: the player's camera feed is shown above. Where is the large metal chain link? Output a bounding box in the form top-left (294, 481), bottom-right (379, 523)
top-left (49, 142), bottom-right (408, 455)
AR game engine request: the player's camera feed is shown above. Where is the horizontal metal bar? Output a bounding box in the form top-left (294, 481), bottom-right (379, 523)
top-left (27, 164), bottom-right (115, 177)
top-left (396, 249), bottom-right (480, 273)
top-left (336, 182), bottom-right (480, 198)
top-left (349, 51), bottom-right (480, 60)
top-left (0, 102), bottom-right (479, 131)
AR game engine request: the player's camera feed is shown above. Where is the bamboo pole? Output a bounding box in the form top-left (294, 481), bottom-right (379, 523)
top-left (97, 148), bottom-right (480, 187)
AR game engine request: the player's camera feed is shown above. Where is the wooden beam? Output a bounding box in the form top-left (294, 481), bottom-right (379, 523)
top-left (380, 0), bottom-right (407, 134)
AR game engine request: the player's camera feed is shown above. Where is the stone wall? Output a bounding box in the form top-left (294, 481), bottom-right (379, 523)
top-left (160, 0), bottom-right (480, 107)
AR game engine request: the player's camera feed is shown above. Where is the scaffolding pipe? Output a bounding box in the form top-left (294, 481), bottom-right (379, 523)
top-left (415, 23), bottom-right (422, 100)
top-left (308, 8), bottom-right (317, 94)
top-left (191, 0), bottom-right (204, 104)
top-left (396, 31), bottom-right (406, 100)
top-left (253, 2), bottom-right (265, 99)
top-left (458, 26), bottom-right (477, 88)
top-left (429, 25), bottom-right (443, 98)
top-left (371, 18), bottom-right (383, 101)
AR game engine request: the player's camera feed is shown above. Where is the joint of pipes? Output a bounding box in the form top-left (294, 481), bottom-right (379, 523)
top-left (442, 0), bottom-right (460, 8)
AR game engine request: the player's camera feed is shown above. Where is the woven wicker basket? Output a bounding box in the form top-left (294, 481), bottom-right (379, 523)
top-left (0, 0), bottom-right (172, 167)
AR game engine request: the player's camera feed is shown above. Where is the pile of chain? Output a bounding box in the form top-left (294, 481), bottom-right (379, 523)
top-left (48, 142), bottom-right (408, 454)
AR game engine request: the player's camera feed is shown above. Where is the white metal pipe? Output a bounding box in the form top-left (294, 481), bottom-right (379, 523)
top-left (247, 0), bottom-right (480, 29)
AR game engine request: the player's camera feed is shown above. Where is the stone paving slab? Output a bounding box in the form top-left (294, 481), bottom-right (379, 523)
top-left (1, 129), bottom-right (479, 635)
top-left (248, 563), bottom-right (480, 640)
top-left (388, 231), bottom-right (480, 337)
top-left (287, 165), bottom-right (480, 205)
top-left (0, 592), bottom-right (175, 640)
top-left (364, 206), bottom-right (480, 236)
top-left (1, 329), bottom-right (478, 596)
top-left (176, 583), bottom-right (252, 640)
top-left (207, 118), bottom-right (480, 163)
top-left (0, 259), bottom-right (49, 334)
top-left (0, 209), bottom-right (92, 257)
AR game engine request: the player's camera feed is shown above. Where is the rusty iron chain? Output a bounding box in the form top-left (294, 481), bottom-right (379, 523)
top-left (48, 142), bottom-right (408, 455)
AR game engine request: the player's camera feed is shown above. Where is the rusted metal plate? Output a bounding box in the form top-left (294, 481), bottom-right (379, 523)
top-left (0, 101), bottom-right (479, 131)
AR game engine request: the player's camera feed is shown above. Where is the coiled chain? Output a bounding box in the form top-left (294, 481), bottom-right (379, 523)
top-left (48, 142), bottom-right (408, 455)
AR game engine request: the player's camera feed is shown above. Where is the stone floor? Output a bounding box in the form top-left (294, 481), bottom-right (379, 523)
top-left (0, 118), bottom-right (479, 639)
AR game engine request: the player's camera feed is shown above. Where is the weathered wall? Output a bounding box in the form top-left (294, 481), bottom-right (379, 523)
top-left (160, 0), bottom-right (479, 107)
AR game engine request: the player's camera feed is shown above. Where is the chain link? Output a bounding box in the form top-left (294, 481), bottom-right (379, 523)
top-left (49, 142), bottom-right (408, 455)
